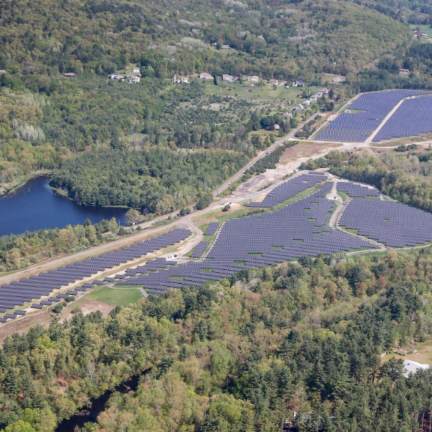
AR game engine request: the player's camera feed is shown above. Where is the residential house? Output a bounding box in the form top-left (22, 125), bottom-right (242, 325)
top-left (222, 74), bottom-right (237, 82)
top-left (109, 73), bottom-right (126, 81)
top-left (199, 72), bottom-right (213, 80)
top-left (128, 75), bottom-right (141, 84)
top-left (241, 75), bottom-right (260, 84)
top-left (173, 74), bottom-right (190, 84)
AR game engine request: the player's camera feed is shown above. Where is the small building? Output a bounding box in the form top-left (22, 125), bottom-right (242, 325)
top-left (222, 74), bottom-right (237, 82)
top-left (244, 75), bottom-right (260, 84)
top-left (403, 359), bottom-right (430, 377)
top-left (199, 72), bottom-right (213, 81)
top-left (173, 74), bottom-right (190, 84)
top-left (63, 72), bottom-right (76, 78)
top-left (109, 73), bottom-right (126, 81)
top-left (128, 75), bottom-right (141, 84)
top-left (292, 80), bottom-right (305, 87)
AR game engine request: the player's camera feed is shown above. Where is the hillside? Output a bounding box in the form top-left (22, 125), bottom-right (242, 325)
top-left (0, 0), bottom-right (411, 213)
top-left (1, 0), bottom-right (410, 78)
top-left (355, 0), bottom-right (432, 23)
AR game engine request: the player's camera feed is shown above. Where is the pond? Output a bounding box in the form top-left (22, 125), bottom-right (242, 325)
top-left (0, 177), bottom-right (127, 236)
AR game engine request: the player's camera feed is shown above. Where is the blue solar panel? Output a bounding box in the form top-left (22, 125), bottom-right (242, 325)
top-left (316, 90), bottom-right (431, 142)
top-left (0, 229), bottom-right (191, 317)
top-left (248, 172), bottom-right (326, 208)
top-left (373, 95), bottom-right (432, 142)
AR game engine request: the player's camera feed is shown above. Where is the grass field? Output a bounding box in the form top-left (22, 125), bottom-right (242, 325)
top-left (84, 286), bottom-right (143, 306)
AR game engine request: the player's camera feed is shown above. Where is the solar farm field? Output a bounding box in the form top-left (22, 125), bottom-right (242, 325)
top-left (110, 173), bottom-right (432, 296)
top-left (373, 95), bottom-right (432, 142)
top-left (315, 90), bottom-right (432, 143)
top-left (0, 228), bottom-right (191, 320)
top-left (3, 172), bottom-right (432, 324)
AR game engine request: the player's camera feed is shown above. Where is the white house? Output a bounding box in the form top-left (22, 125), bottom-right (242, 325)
top-left (128, 75), bottom-right (141, 84)
top-left (199, 72), bottom-right (213, 81)
top-left (222, 74), bottom-right (237, 82)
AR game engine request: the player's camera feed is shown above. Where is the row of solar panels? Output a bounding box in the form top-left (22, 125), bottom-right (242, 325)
top-left (315, 90), bottom-right (432, 142)
top-left (111, 182), bottom-right (379, 293)
top-left (0, 229), bottom-right (191, 315)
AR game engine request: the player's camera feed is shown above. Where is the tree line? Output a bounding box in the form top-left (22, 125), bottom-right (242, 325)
top-left (303, 149), bottom-right (432, 213)
top-left (0, 219), bottom-right (121, 273)
top-left (2, 248), bottom-right (432, 430)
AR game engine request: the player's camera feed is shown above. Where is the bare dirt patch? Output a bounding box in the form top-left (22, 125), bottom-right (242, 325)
top-left (0, 310), bottom-right (52, 343)
top-left (279, 142), bottom-right (341, 164)
top-left (61, 299), bottom-right (114, 321)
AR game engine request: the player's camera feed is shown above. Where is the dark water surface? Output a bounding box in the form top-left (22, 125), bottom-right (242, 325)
top-left (0, 177), bottom-right (127, 236)
top-left (55, 374), bottom-right (142, 432)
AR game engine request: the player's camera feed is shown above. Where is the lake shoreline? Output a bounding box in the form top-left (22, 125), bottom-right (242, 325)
top-left (0, 170), bottom-right (51, 198)
top-left (1, 173), bottom-right (131, 211)
top-left (0, 177), bottom-right (128, 236)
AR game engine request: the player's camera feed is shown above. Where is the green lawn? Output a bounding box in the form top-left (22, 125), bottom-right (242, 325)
top-left (85, 286), bottom-right (143, 306)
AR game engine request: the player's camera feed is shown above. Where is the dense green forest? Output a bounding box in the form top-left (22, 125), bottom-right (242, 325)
top-left (355, 0), bottom-right (432, 23)
top-left (50, 148), bottom-right (246, 210)
top-left (351, 41), bottom-right (432, 92)
top-left (303, 148), bottom-right (432, 213)
top-left (0, 0), bottom-right (411, 206)
top-left (2, 249), bottom-right (432, 430)
top-left (0, 0), bottom-right (409, 79)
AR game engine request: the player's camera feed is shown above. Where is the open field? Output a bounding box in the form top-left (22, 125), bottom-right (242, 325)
top-left (279, 141), bottom-right (341, 164)
top-left (83, 286), bottom-right (143, 307)
top-left (384, 337), bottom-right (432, 365)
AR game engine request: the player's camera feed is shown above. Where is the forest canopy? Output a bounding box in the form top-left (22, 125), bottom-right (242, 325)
top-left (50, 148), bottom-right (246, 211)
top-left (2, 249), bottom-right (432, 430)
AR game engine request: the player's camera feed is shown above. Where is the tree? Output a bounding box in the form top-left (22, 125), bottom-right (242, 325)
top-left (125, 208), bottom-right (142, 225)
top-left (195, 193), bottom-right (213, 210)
top-left (202, 394), bottom-right (255, 432)
top-left (4, 421), bottom-right (36, 432)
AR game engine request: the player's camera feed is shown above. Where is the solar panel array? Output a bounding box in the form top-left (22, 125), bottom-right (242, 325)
top-left (373, 95), bottom-right (432, 142)
top-left (248, 172), bottom-right (327, 208)
top-left (0, 229), bottom-right (191, 316)
top-left (116, 183), bottom-right (376, 294)
top-left (340, 199), bottom-right (432, 247)
top-left (190, 241), bottom-right (208, 258)
top-left (205, 223), bottom-right (219, 236)
top-left (315, 90), bottom-right (430, 142)
top-left (337, 182), bottom-right (380, 198)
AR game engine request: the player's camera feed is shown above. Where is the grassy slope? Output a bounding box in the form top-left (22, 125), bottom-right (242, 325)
top-left (85, 286), bottom-right (143, 306)
top-left (0, 0), bottom-right (411, 203)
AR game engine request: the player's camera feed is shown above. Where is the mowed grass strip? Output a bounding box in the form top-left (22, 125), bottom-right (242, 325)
top-left (85, 286), bottom-right (143, 307)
